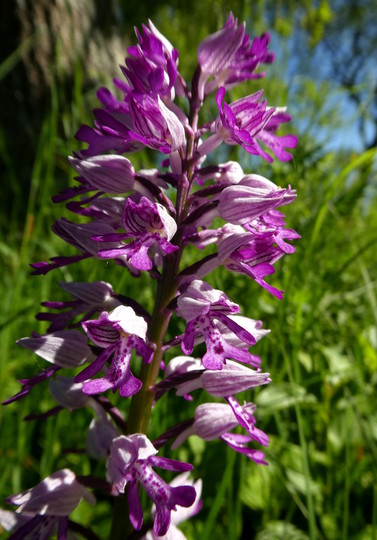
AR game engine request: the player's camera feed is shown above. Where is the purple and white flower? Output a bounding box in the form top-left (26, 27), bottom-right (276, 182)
top-left (17, 330), bottom-right (95, 369)
top-left (77, 91), bottom-right (185, 158)
top-left (7, 12), bottom-right (299, 538)
top-left (172, 401), bottom-right (268, 465)
top-left (94, 195), bottom-right (178, 271)
top-left (142, 472), bottom-right (202, 540)
top-left (120, 20), bottom-right (179, 99)
top-left (1, 469), bottom-right (95, 540)
top-left (30, 219), bottom-right (123, 275)
top-left (107, 434), bottom-right (196, 536)
top-left (154, 355), bottom-right (270, 402)
top-left (198, 87), bottom-right (297, 162)
top-left (37, 280), bottom-right (119, 332)
top-left (177, 280), bottom-right (259, 369)
top-left (197, 12), bottom-right (274, 99)
top-left (76, 305), bottom-right (153, 397)
top-left (69, 154), bottom-right (136, 194)
top-left (217, 175), bottom-right (297, 224)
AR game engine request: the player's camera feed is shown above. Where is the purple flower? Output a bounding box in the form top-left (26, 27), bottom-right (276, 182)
top-left (197, 12), bottom-right (274, 99)
top-left (76, 305), bottom-right (153, 397)
top-left (4, 335), bottom-right (100, 406)
top-left (183, 177), bottom-right (298, 297)
top-left (172, 401), bottom-right (268, 465)
top-left (177, 280), bottom-right (259, 369)
top-left (37, 280), bottom-right (119, 332)
top-left (142, 472), bottom-right (202, 540)
top-left (128, 94), bottom-right (185, 153)
top-left (244, 208), bottom-right (301, 254)
top-left (196, 160), bottom-right (245, 185)
top-left (10, 14), bottom-right (299, 537)
top-left (2, 365), bottom-right (60, 406)
top-left (17, 330), bottom-right (95, 368)
top-left (155, 355), bottom-right (270, 402)
top-left (2, 469), bottom-right (95, 540)
top-left (64, 194), bottom-right (126, 226)
top-left (190, 231), bottom-right (288, 300)
top-left (30, 218), bottom-right (122, 275)
top-left (182, 179), bottom-right (297, 297)
top-left (107, 434), bottom-right (196, 536)
top-left (75, 113), bottom-right (140, 158)
top-left (120, 20), bottom-right (179, 98)
top-left (198, 87), bottom-right (297, 162)
top-left (95, 196), bottom-right (178, 271)
top-left (68, 154), bottom-right (136, 194)
top-left (218, 175), bottom-right (296, 224)
top-left (218, 231), bottom-right (285, 298)
top-left (77, 91), bottom-right (185, 157)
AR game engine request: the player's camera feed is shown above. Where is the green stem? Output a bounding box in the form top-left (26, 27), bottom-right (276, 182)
top-left (109, 253), bottom-right (179, 540)
top-left (294, 403), bottom-right (317, 540)
top-left (342, 403), bottom-right (351, 540)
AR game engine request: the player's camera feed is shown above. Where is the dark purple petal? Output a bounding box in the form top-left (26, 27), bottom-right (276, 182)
top-left (170, 485), bottom-right (196, 508)
top-left (220, 433), bottom-right (268, 464)
top-left (154, 504), bottom-right (171, 536)
top-left (57, 516), bottom-right (69, 540)
top-left (7, 515), bottom-right (57, 540)
top-left (3, 366), bottom-right (60, 405)
top-left (153, 370), bottom-right (203, 401)
top-left (30, 254), bottom-right (90, 275)
top-left (82, 315), bottom-right (120, 347)
top-left (128, 481), bottom-right (143, 530)
top-left (75, 345), bottom-right (115, 383)
top-left (24, 406), bottom-right (64, 422)
top-left (153, 419), bottom-right (195, 449)
top-left (214, 312), bottom-right (256, 345)
top-left (149, 456), bottom-right (193, 472)
top-left (181, 321), bottom-right (196, 355)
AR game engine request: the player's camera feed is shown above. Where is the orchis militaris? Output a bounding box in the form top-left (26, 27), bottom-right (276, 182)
top-left (2, 13), bottom-right (299, 540)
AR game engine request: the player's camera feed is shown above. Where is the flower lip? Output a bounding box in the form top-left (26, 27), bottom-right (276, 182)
top-left (107, 435), bottom-right (196, 536)
top-left (77, 306), bottom-right (153, 398)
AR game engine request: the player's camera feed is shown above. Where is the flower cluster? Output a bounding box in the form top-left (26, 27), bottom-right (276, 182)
top-left (2, 13), bottom-right (298, 539)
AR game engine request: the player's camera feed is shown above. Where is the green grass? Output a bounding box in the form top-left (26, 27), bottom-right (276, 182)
top-left (1, 12), bottom-right (377, 540)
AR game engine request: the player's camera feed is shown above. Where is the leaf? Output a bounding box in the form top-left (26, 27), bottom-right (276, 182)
top-left (298, 350), bottom-right (313, 372)
top-left (240, 463), bottom-right (272, 510)
top-left (257, 383), bottom-right (317, 412)
top-left (322, 346), bottom-right (354, 386)
top-left (255, 521), bottom-right (309, 540)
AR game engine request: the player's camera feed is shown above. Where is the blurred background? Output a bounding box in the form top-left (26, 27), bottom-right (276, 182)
top-left (1, 1), bottom-right (376, 539)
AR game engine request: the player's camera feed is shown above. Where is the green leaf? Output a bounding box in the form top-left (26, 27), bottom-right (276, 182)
top-left (257, 383), bottom-right (317, 412)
